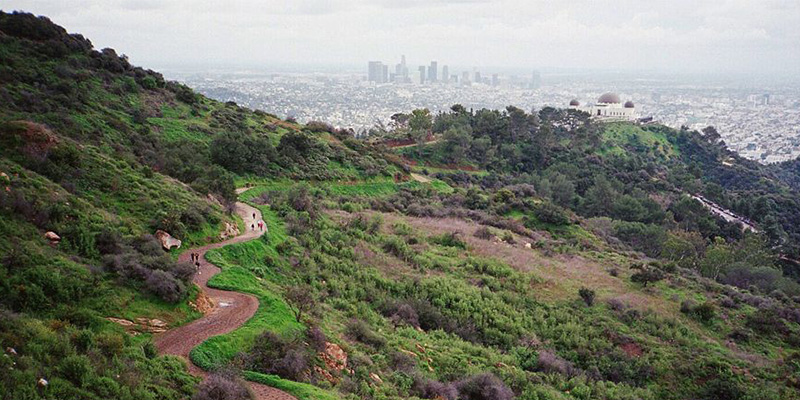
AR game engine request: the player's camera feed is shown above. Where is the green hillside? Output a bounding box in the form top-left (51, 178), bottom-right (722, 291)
top-left (2, 10), bottom-right (800, 400)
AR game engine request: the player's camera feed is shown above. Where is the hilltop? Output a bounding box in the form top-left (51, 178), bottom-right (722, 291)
top-left (2, 11), bottom-right (800, 400)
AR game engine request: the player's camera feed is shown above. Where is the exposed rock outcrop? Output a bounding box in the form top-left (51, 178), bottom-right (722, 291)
top-left (189, 290), bottom-right (214, 314)
top-left (219, 221), bottom-right (240, 240)
top-left (107, 317), bottom-right (168, 334)
top-left (154, 230), bottom-right (181, 250)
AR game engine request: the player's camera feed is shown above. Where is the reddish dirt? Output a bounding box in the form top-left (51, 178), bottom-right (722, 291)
top-left (154, 198), bottom-right (296, 400)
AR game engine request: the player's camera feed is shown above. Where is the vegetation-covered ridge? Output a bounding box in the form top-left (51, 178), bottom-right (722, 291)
top-left (3, 9), bottom-right (800, 400)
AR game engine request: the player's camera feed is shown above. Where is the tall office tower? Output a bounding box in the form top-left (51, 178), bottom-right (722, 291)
top-left (428, 61), bottom-right (438, 82)
top-left (368, 61), bottom-right (384, 83)
top-left (491, 73), bottom-right (499, 87)
top-left (462, 71), bottom-right (470, 85)
top-left (418, 66), bottom-right (426, 84)
top-left (474, 71), bottom-right (482, 84)
top-left (451, 74), bottom-right (459, 84)
top-left (395, 55), bottom-right (409, 83)
top-left (442, 65), bottom-right (449, 83)
top-left (530, 71), bottom-right (541, 89)
top-left (382, 65), bottom-right (389, 83)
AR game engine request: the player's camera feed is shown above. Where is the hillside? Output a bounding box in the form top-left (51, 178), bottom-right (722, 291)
top-left (2, 10), bottom-right (800, 400)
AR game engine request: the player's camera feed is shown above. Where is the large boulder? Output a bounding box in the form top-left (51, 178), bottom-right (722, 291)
top-left (154, 230), bottom-right (181, 250)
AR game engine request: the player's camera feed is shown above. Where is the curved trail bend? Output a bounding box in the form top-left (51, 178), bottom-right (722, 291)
top-left (155, 191), bottom-right (296, 400)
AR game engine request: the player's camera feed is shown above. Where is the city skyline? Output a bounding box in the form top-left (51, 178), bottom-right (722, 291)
top-left (368, 55), bottom-right (541, 89)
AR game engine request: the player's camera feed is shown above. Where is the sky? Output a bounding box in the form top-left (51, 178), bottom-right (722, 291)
top-left (4, 0), bottom-right (800, 75)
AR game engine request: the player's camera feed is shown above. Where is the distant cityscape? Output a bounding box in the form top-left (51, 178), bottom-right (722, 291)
top-left (169, 61), bottom-right (800, 164)
top-left (366, 55), bottom-right (541, 89)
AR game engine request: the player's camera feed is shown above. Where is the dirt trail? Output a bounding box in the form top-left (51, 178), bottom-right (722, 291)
top-left (154, 193), bottom-right (296, 400)
top-left (410, 172), bottom-right (431, 183)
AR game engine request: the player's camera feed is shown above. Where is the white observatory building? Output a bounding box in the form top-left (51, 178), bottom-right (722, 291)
top-left (568, 92), bottom-right (636, 120)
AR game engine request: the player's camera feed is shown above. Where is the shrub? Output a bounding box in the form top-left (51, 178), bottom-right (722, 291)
top-left (412, 378), bottom-right (458, 400)
top-left (248, 331), bottom-right (311, 382)
top-left (389, 351), bottom-right (417, 373)
top-left (345, 318), bottom-right (386, 348)
top-left (532, 201), bottom-right (570, 225)
top-left (579, 287), bottom-right (596, 306)
top-left (681, 300), bottom-right (716, 323)
top-left (455, 373), bottom-right (514, 400)
top-left (59, 354), bottom-right (92, 385)
top-left (473, 226), bottom-right (493, 240)
top-left (388, 303), bottom-right (420, 327)
top-left (431, 231), bottom-right (467, 249)
top-left (536, 349), bottom-right (578, 377)
top-left (193, 369), bottom-right (253, 400)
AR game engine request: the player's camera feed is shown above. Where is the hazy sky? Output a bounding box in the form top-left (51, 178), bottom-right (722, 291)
top-left (5, 0), bottom-right (800, 75)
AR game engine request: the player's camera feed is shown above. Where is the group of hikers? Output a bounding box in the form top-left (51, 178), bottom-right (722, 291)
top-left (190, 252), bottom-right (201, 274)
top-left (250, 212), bottom-right (264, 232)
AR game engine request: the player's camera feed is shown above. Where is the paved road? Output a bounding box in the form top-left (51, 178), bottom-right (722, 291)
top-left (154, 197), bottom-right (296, 400)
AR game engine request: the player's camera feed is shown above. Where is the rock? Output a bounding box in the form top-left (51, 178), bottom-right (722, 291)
top-left (524, 242), bottom-right (532, 249)
top-left (5, 347), bottom-right (16, 355)
top-left (154, 230), bottom-right (181, 250)
top-left (219, 222), bottom-right (240, 240)
top-left (148, 319), bottom-right (167, 328)
top-left (189, 291), bottom-right (214, 314)
top-left (38, 378), bottom-right (48, 387)
top-left (0, 172), bottom-right (8, 182)
top-left (44, 231), bottom-right (60, 244)
top-left (369, 373), bottom-right (383, 384)
top-left (107, 317), bottom-right (135, 327)
top-left (321, 342), bottom-right (347, 372)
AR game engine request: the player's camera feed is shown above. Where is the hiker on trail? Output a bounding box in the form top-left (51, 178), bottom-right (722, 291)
top-left (251, 223), bottom-right (255, 231)
top-left (195, 260), bottom-right (200, 270)
top-left (258, 221), bottom-right (263, 231)
top-left (252, 212), bottom-right (256, 219)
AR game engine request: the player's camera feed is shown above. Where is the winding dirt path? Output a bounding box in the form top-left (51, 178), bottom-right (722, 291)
top-left (155, 192), bottom-right (296, 400)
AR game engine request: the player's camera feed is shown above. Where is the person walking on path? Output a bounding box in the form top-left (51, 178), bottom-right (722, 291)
top-left (251, 223), bottom-right (255, 231)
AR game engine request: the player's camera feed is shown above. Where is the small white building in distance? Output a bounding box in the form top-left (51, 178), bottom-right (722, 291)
top-left (568, 92), bottom-right (635, 120)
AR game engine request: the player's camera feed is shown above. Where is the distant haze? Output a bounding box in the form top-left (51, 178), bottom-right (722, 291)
top-left (5, 0), bottom-right (800, 76)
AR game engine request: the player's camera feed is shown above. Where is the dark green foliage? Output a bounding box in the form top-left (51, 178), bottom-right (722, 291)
top-left (630, 266), bottom-right (666, 287)
top-left (210, 131), bottom-right (277, 175)
top-left (579, 287), bottom-right (596, 306)
top-left (531, 201), bottom-right (570, 225)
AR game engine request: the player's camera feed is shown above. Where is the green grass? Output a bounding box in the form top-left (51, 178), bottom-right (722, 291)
top-left (239, 177), bottom-right (453, 201)
top-left (601, 122), bottom-right (678, 159)
top-left (244, 372), bottom-right (341, 400)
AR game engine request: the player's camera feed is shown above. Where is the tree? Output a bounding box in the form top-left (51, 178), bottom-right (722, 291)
top-left (409, 108), bottom-right (432, 154)
top-left (631, 267), bottom-right (665, 287)
top-left (285, 285), bottom-right (315, 322)
top-left (583, 175), bottom-right (619, 216)
top-left (548, 173), bottom-right (575, 208)
top-left (442, 125), bottom-right (472, 164)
